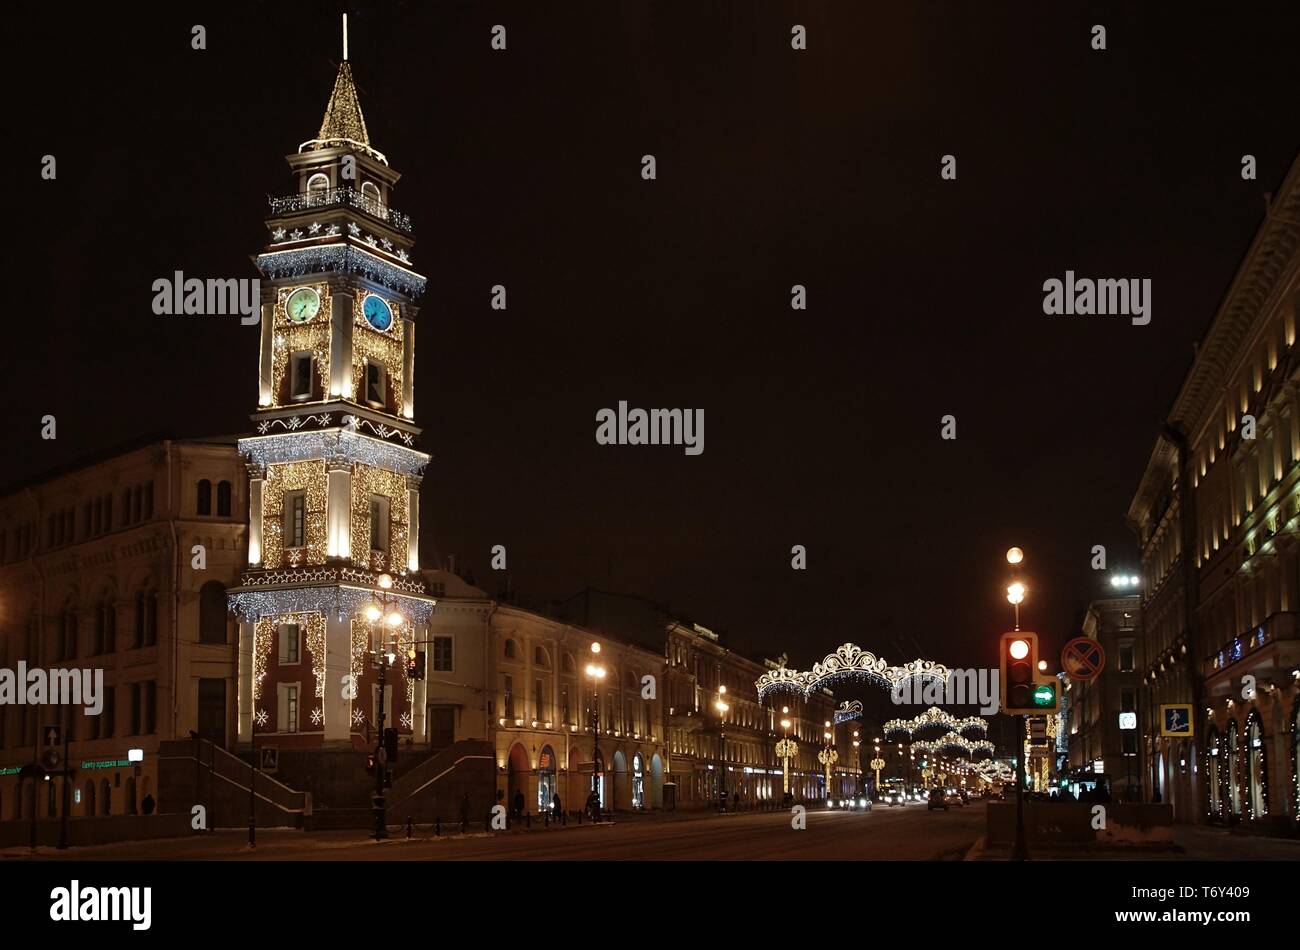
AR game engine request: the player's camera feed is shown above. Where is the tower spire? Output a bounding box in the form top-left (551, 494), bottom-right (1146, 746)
top-left (299, 16), bottom-right (386, 164)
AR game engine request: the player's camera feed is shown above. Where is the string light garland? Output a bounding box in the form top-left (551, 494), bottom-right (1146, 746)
top-left (349, 292), bottom-right (404, 403)
top-left (255, 244), bottom-right (426, 298)
top-left (261, 459), bottom-right (329, 568)
top-left (229, 584), bottom-right (436, 626)
top-left (883, 706), bottom-right (989, 737)
top-left (239, 430), bottom-right (429, 476)
top-left (349, 462), bottom-right (410, 567)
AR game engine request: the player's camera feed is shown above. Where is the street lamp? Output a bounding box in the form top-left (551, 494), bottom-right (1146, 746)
top-left (715, 685), bottom-right (730, 808)
top-left (363, 572), bottom-right (406, 841)
top-left (776, 715), bottom-right (795, 800)
top-left (585, 643), bottom-right (606, 809)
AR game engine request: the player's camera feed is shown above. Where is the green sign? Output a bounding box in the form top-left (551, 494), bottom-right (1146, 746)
top-left (79, 759), bottom-right (131, 770)
top-left (0, 766), bottom-right (21, 776)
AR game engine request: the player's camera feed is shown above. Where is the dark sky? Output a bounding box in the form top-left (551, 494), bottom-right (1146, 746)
top-left (12, 1), bottom-right (1299, 675)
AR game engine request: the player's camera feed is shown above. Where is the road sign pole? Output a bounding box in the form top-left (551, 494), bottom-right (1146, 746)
top-left (58, 725), bottom-right (70, 850)
top-left (1013, 714), bottom-right (1029, 861)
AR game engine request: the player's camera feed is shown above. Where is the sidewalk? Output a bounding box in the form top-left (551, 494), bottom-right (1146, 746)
top-left (965, 824), bottom-right (1300, 861)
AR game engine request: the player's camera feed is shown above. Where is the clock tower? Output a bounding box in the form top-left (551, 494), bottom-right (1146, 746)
top-left (227, 32), bottom-right (435, 755)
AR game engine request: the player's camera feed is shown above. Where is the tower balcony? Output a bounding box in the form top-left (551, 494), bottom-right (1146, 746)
top-left (268, 185), bottom-right (412, 234)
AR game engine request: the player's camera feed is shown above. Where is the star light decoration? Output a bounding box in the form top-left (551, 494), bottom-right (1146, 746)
top-left (883, 706), bottom-right (989, 738)
top-left (309, 221), bottom-right (321, 234)
top-left (755, 643), bottom-right (950, 701)
top-left (348, 222), bottom-right (361, 236)
top-left (272, 227), bottom-right (287, 241)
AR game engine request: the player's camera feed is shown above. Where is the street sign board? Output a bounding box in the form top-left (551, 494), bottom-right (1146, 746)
top-left (1061, 637), bottom-right (1105, 682)
top-left (260, 746), bottom-right (279, 772)
top-left (1029, 718), bottom-right (1047, 745)
top-left (1118, 712), bottom-right (1137, 731)
top-left (1159, 704), bottom-right (1194, 738)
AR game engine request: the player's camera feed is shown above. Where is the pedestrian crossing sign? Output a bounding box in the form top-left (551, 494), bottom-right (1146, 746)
top-left (1159, 704), bottom-right (1194, 737)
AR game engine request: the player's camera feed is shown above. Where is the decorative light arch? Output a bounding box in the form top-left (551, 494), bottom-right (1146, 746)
top-left (755, 643), bottom-right (950, 702)
top-left (883, 706), bottom-right (988, 738)
top-left (911, 732), bottom-right (994, 756)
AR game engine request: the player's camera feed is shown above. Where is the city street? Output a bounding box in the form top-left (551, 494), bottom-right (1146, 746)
top-left (13, 801), bottom-right (987, 861)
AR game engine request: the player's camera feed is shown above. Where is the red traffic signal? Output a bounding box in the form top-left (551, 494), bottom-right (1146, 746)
top-left (999, 631), bottom-right (1058, 714)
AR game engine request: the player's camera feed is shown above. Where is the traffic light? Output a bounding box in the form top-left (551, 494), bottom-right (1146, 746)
top-left (408, 650), bottom-right (425, 682)
top-left (999, 631), bottom-right (1058, 714)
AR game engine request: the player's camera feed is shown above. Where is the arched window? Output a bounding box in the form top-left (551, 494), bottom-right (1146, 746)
top-left (533, 645), bottom-right (549, 667)
top-left (1227, 722), bottom-right (1242, 816)
top-left (306, 172), bottom-right (330, 195)
top-left (625, 670), bottom-right (637, 690)
top-left (134, 587), bottom-right (157, 648)
top-left (1247, 713), bottom-right (1268, 819)
top-left (61, 610), bottom-right (78, 661)
top-left (561, 654), bottom-right (575, 675)
top-left (217, 480), bottom-right (232, 517)
top-left (197, 480), bottom-right (212, 516)
top-left (503, 639), bottom-right (517, 660)
top-left (361, 180), bottom-right (381, 206)
top-left (1207, 728), bottom-right (1221, 818)
top-left (1292, 700), bottom-right (1299, 824)
top-left (95, 597), bottom-right (116, 655)
top-left (199, 581), bottom-right (228, 644)
top-left (100, 779), bottom-right (111, 816)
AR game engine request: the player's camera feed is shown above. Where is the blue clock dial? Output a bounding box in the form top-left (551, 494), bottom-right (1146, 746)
top-left (362, 293), bottom-right (393, 331)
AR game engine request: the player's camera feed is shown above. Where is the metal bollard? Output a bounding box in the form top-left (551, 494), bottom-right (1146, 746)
top-left (406, 817), bottom-right (413, 838)
top-left (435, 817), bottom-right (441, 836)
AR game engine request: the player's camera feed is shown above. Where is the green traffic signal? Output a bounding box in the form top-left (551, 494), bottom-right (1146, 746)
top-left (1032, 684), bottom-right (1056, 707)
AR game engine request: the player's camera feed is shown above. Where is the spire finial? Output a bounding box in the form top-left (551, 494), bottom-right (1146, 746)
top-left (342, 13), bottom-right (349, 61)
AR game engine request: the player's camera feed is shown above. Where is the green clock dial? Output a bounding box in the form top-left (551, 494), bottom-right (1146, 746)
top-left (286, 287), bottom-right (321, 323)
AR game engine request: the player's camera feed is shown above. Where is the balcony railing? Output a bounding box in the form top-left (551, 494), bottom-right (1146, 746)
top-left (1204, 612), bottom-right (1299, 678)
top-left (268, 186), bottom-right (413, 233)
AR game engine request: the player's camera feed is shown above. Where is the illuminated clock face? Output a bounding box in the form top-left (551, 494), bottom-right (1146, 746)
top-left (362, 293), bottom-right (393, 332)
top-left (286, 287), bottom-right (321, 323)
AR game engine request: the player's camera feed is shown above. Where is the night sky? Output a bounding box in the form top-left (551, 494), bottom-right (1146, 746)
top-left (12, 1), bottom-right (1300, 675)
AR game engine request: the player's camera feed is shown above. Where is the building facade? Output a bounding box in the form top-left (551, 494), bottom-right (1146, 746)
top-left (1065, 595), bottom-right (1143, 800)
top-left (1128, 153), bottom-right (1300, 827)
top-left (0, 439), bottom-right (246, 821)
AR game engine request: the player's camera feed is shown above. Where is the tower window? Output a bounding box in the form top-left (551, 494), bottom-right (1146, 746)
top-left (290, 352), bottom-right (314, 401)
top-left (364, 361), bottom-right (386, 409)
top-left (361, 180), bottom-right (382, 207)
top-left (306, 172), bottom-right (330, 195)
top-left (369, 495), bottom-right (390, 554)
top-left (280, 624), bottom-right (300, 664)
top-left (217, 480), bottom-right (232, 517)
top-left (285, 492), bottom-right (306, 548)
top-left (197, 480), bottom-right (212, 516)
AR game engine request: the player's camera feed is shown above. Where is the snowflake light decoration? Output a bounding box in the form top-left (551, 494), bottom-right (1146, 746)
top-left (352, 708), bottom-right (367, 727)
top-left (255, 709), bottom-right (269, 727)
top-left (400, 711), bottom-right (412, 729)
top-left (311, 707), bottom-right (323, 726)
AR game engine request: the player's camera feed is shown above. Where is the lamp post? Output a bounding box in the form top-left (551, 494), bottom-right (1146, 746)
top-left (776, 712), bottom-right (796, 799)
top-left (818, 720), bottom-right (838, 803)
top-left (714, 685), bottom-right (729, 809)
top-left (363, 572), bottom-right (406, 842)
top-left (1006, 546), bottom-right (1030, 861)
top-left (585, 643), bottom-right (606, 810)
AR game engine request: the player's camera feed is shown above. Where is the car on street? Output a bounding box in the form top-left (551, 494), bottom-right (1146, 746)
top-left (927, 788), bottom-right (949, 811)
top-left (944, 789), bottom-right (964, 807)
top-left (883, 788), bottom-right (906, 806)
